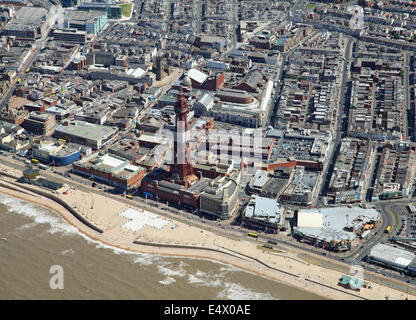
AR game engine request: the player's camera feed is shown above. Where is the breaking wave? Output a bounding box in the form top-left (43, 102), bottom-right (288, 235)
top-left (0, 194), bottom-right (78, 235)
top-left (217, 282), bottom-right (275, 300)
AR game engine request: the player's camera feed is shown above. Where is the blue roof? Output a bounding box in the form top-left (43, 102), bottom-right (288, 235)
top-left (277, 38), bottom-right (287, 45)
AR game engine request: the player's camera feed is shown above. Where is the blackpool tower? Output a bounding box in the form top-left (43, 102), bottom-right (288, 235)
top-left (170, 87), bottom-right (195, 185)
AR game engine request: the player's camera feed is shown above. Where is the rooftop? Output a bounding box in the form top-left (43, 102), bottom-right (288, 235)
top-left (369, 243), bottom-right (416, 268)
top-left (295, 206), bottom-right (380, 242)
top-left (244, 195), bottom-right (280, 224)
top-left (55, 122), bottom-right (118, 142)
top-left (188, 68), bottom-right (208, 84)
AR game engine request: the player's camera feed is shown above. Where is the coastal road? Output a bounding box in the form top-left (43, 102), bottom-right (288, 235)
top-left (342, 203), bottom-right (392, 264)
top-left (1, 155), bottom-right (415, 292)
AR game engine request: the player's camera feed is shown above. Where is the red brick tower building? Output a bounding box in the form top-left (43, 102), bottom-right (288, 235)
top-left (170, 88), bottom-right (195, 185)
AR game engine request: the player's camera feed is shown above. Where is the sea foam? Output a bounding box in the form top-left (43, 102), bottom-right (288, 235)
top-left (159, 277), bottom-right (176, 286)
top-left (0, 194), bottom-right (78, 235)
top-left (217, 282), bottom-right (275, 300)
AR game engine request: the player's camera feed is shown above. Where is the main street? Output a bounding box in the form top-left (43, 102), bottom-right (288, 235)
top-left (0, 21), bottom-right (53, 112)
top-left (404, 51), bottom-right (411, 140)
top-left (317, 36), bottom-right (354, 201)
top-left (0, 46), bottom-right (40, 112)
top-left (268, 26), bottom-right (319, 127)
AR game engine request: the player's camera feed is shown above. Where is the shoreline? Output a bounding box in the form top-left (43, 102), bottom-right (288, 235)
top-left (0, 185), bottom-right (329, 300)
top-left (0, 180), bottom-right (414, 300)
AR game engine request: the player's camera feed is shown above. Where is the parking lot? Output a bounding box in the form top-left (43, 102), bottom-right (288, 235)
top-left (389, 204), bottom-right (416, 239)
top-left (275, 136), bottom-right (316, 161)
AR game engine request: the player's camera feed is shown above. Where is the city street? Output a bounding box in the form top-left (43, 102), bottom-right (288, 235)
top-left (318, 36), bottom-right (354, 201)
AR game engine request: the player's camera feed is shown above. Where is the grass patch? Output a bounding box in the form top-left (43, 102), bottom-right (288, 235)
top-left (297, 253), bottom-right (351, 274)
top-left (226, 236), bottom-right (241, 242)
top-left (257, 245), bottom-right (284, 253)
top-left (305, 3), bottom-right (316, 10)
top-left (391, 210), bottom-right (399, 233)
top-left (120, 3), bottom-right (133, 17)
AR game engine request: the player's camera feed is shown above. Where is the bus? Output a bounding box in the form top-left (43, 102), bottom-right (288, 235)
top-left (31, 158), bottom-right (39, 164)
top-left (39, 164), bottom-right (48, 170)
top-left (248, 232), bottom-right (258, 239)
top-left (58, 139), bottom-right (66, 143)
top-left (385, 226), bottom-right (391, 233)
top-left (126, 194), bottom-right (133, 199)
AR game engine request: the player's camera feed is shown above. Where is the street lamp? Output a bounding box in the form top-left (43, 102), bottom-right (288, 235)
top-left (89, 173), bottom-right (94, 209)
top-left (406, 278), bottom-right (410, 300)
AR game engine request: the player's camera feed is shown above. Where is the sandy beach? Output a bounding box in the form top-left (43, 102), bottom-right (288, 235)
top-left (0, 166), bottom-right (415, 300)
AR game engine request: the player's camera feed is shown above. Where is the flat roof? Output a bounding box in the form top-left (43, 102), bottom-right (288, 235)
top-left (188, 69), bottom-right (208, 84)
top-left (8, 6), bottom-right (48, 26)
top-left (138, 134), bottom-right (166, 145)
top-left (245, 196), bottom-right (280, 218)
top-left (295, 207), bottom-right (380, 242)
top-left (98, 154), bottom-right (126, 168)
top-left (65, 9), bottom-right (106, 21)
top-left (56, 123), bottom-right (118, 142)
top-left (251, 170), bottom-right (270, 188)
top-left (298, 211), bottom-right (323, 228)
top-left (200, 35), bottom-right (226, 43)
top-left (369, 243), bottom-right (416, 268)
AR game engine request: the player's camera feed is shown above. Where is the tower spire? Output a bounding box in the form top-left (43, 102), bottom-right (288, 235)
top-left (171, 87), bottom-right (193, 182)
